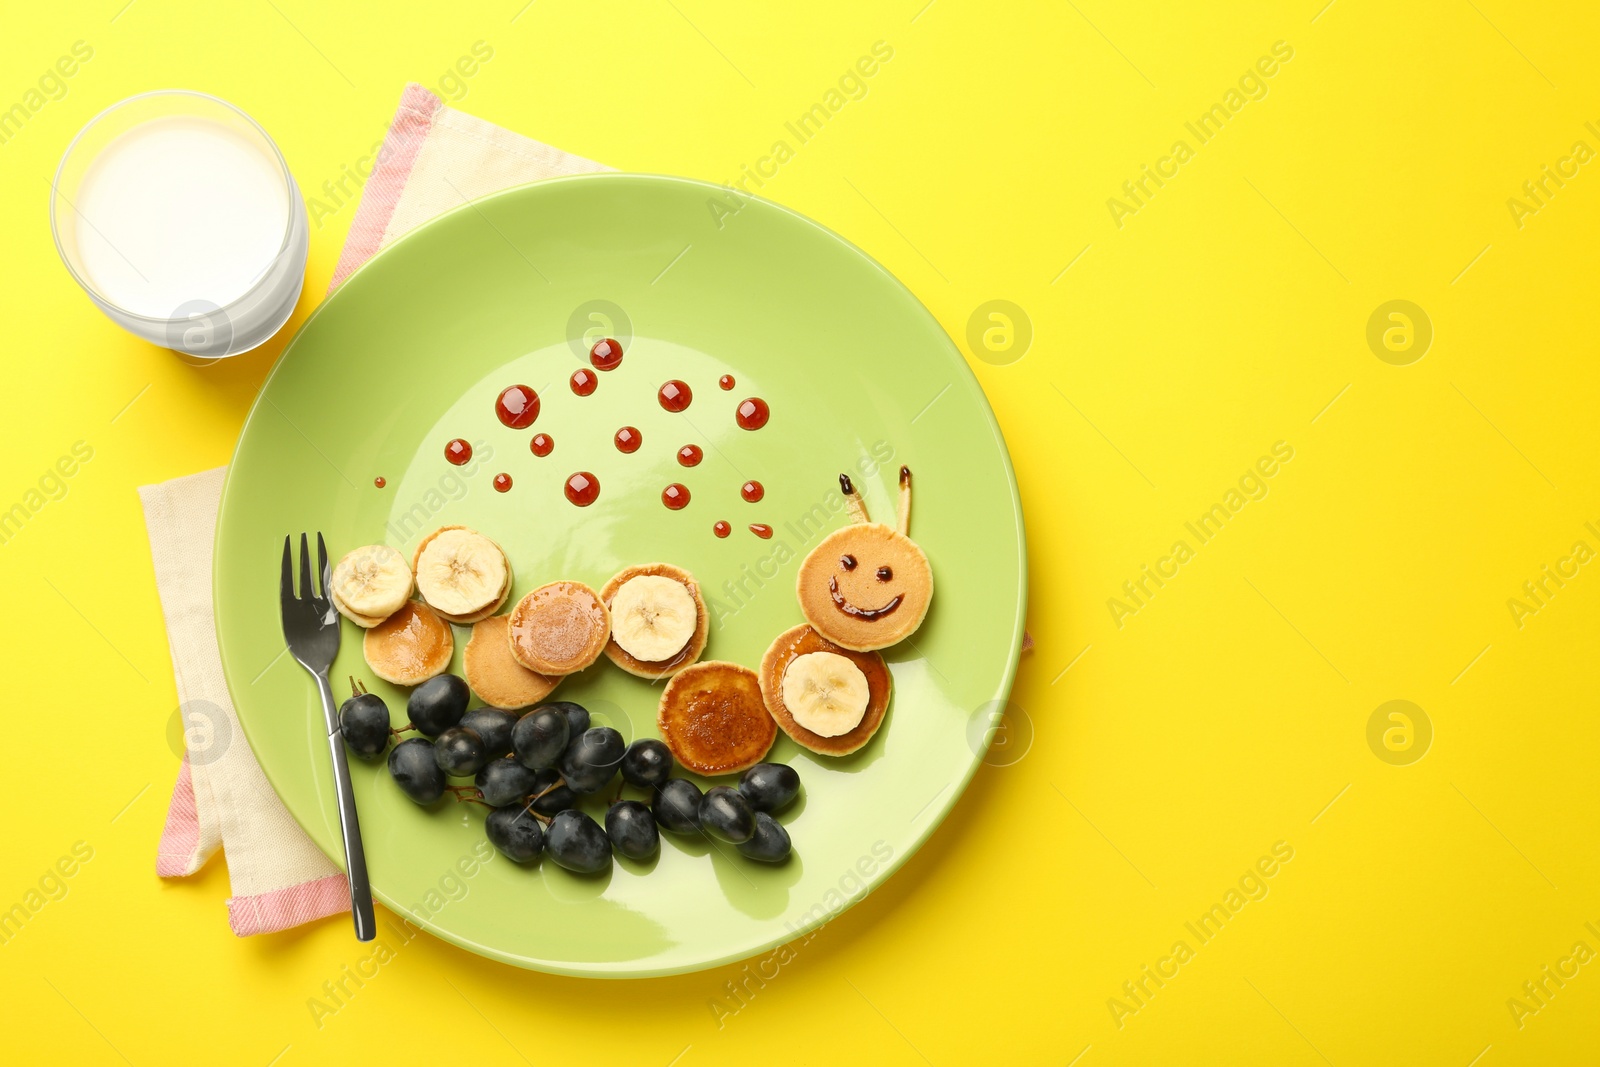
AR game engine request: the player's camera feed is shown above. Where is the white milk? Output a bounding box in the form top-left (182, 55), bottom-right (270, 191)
top-left (73, 116), bottom-right (290, 319)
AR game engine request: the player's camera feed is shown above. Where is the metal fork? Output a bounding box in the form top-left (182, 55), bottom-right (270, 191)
top-left (279, 532), bottom-right (375, 941)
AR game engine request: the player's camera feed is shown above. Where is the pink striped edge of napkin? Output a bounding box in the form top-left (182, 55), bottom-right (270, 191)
top-left (155, 757), bottom-right (200, 877)
top-left (227, 875), bottom-right (354, 937)
top-left (327, 83), bottom-right (442, 291)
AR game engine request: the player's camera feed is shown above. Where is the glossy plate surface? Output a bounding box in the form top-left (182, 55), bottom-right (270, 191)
top-left (215, 174), bottom-right (1025, 976)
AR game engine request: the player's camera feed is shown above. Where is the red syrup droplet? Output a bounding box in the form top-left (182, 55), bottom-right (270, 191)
top-left (713, 520), bottom-right (731, 538)
top-left (749, 523), bottom-right (773, 539)
top-left (590, 338), bottom-right (624, 371)
top-left (493, 473), bottom-right (513, 492)
top-left (445, 439), bottom-right (472, 465)
top-left (530, 433), bottom-right (554, 457)
top-left (658, 380), bottom-right (692, 412)
top-left (736, 397), bottom-right (770, 430)
top-left (374, 477), bottom-right (386, 488)
top-left (570, 369), bottom-right (597, 396)
top-left (565, 472), bottom-right (600, 507)
top-left (614, 426), bottom-right (642, 453)
top-left (662, 483), bottom-right (691, 510)
top-left (741, 480), bottom-right (764, 503)
top-left (719, 374), bottom-right (736, 391)
top-left (495, 384), bottom-right (540, 428)
top-left (677, 444), bottom-right (703, 467)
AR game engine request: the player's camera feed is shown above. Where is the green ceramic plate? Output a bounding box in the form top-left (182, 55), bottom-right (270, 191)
top-left (215, 174), bottom-right (1025, 977)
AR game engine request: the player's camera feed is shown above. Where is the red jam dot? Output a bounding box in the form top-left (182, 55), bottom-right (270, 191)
top-left (530, 433), bottom-right (554, 457)
top-left (445, 439), bottom-right (472, 465)
top-left (714, 520), bottom-right (731, 538)
top-left (677, 444), bottom-right (703, 467)
top-left (662, 483), bottom-right (691, 510)
top-left (741, 480), bottom-right (764, 503)
top-left (373, 477), bottom-right (386, 489)
top-left (570, 369), bottom-right (598, 396)
top-left (495, 384), bottom-right (540, 428)
top-left (493, 473), bottom-right (513, 493)
top-left (736, 397), bottom-right (770, 430)
top-left (749, 523), bottom-right (773, 539)
top-left (658, 380), bottom-right (693, 412)
top-left (590, 338), bottom-right (624, 371)
top-left (614, 426), bottom-right (642, 453)
top-left (565, 472), bottom-right (600, 507)
top-left (719, 374), bottom-right (736, 391)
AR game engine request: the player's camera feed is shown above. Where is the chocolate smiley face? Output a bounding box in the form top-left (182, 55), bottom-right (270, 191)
top-left (796, 523), bottom-right (933, 651)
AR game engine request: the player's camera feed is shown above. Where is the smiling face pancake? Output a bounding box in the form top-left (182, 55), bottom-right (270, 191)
top-left (796, 523), bottom-right (933, 651)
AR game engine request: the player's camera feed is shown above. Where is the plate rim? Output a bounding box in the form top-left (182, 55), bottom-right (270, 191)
top-left (215, 171), bottom-right (1028, 977)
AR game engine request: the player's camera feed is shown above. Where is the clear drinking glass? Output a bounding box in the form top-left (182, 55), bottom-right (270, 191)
top-left (51, 90), bottom-right (308, 359)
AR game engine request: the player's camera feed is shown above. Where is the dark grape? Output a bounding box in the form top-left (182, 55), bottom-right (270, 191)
top-left (545, 810), bottom-right (612, 874)
top-left (460, 708), bottom-right (517, 757)
top-left (434, 726), bottom-right (489, 777)
top-left (560, 727), bottom-right (624, 794)
top-left (512, 706), bottom-right (569, 770)
top-left (737, 812), bottom-right (792, 863)
top-left (738, 763), bottom-right (800, 813)
top-left (652, 779), bottom-right (704, 834)
top-left (620, 738), bottom-right (673, 788)
top-left (699, 786), bottom-right (755, 843)
top-left (485, 806), bottom-right (544, 862)
top-left (339, 691), bottom-right (391, 758)
top-left (475, 757), bottom-right (541, 807)
top-left (408, 675), bottom-right (470, 736)
top-left (388, 737), bottom-right (445, 804)
top-left (528, 768), bottom-right (578, 816)
top-left (542, 700), bottom-right (589, 739)
top-left (605, 800), bottom-right (660, 860)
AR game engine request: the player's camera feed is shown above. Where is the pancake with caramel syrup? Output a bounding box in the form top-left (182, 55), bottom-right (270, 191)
top-left (506, 581), bottom-right (610, 675)
top-left (363, 600), bottom-right (454, 686)
top-left (464, 615), bottom-right (559, 708)
top-left (657, 661), bottom-right (776, 775)
top-left (760, 624), bottom-right (891, 756)
top-left (599, 563), bottom-right (709, 679)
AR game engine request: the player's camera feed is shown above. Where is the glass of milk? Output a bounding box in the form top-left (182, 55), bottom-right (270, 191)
top-left (51, 90), bottom-right (308, 359)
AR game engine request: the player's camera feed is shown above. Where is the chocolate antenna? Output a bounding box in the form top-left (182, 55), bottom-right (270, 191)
top-left (839, 473), bottom-right (870, 524)
top-left (897, 466), bottom-right (911, 536)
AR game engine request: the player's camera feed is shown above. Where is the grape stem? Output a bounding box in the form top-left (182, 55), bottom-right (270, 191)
top-left (446, 786), bottom-right (492, 809)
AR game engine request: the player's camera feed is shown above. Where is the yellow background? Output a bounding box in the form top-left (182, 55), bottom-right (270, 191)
top-left (3, 0), bottom-right (1597, 1063)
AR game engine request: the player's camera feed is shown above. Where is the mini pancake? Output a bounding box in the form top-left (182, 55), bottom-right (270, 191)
top-left (506, 580), bottom-right (611, 675)
top-left (600, 563), bottom-right (709, 679)
top-left (413, 525), bottom-right (512, 624)
top-left (760, 624), bottom-right (891, 756)
top-left (331, 585), bottom-right (390, 629)
top-left (796, 523), bottom-right (932, 651)
top-left (464, 615), bottom-right (559, 708)
top-left (432, 566), bottom-right (512, 626)
top-left (657, 661), bottom-right (776, 775)
top-left (363, 600), bottom-right (454, 686)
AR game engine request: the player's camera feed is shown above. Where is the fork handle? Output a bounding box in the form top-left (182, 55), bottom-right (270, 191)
top-left (316, 672), bottom-right (376, 942)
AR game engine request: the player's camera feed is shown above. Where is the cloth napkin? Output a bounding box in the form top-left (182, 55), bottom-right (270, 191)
top-left (147, 84), bottom-right (607, 935)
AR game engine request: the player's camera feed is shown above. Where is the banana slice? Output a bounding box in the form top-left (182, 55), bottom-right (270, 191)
top-left (414, 527), bottom-right (508, 618)
top-left (331, 544), bottom-right (412, 623)
top-left (781, 651), bottom-right (870, 737)
top-left (610, 575), bottom-right (697, 662)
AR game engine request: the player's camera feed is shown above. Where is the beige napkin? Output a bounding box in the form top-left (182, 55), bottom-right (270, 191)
top-left (147, 85), bottom-right (606, 934)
